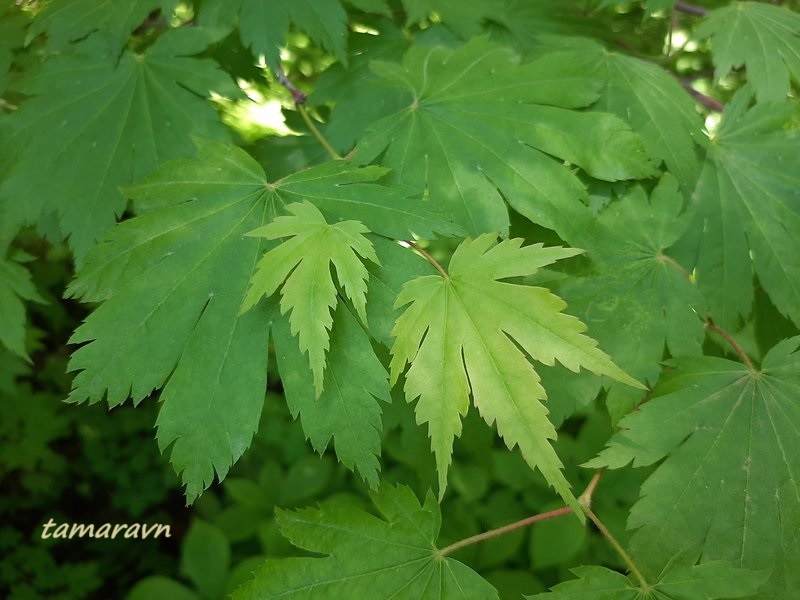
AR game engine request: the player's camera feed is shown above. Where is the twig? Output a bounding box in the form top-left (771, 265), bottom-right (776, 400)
top-left (274, 64), bottom-right (308, 105)
top-left (674, 1), bottom-right (708, 16)
top-left (404, 240), bottom-right (449, 280)
top-left (705, 318), bottom-right (756, 372)
top-left (682, 82), bottom-right (725, 112)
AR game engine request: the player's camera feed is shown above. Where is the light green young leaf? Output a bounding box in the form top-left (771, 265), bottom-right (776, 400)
top-left (695, 2), bottom-right (800, 103)
top-left (354, 37), bottom-right (656, 242)
top-left (274, 303), bottom-right (390, 487)
top-left (242, 201), bottom-right (378, 395)
top-left (681, 92), bottom-right (800, 329)
top-left (561, 176), bottom-right (704, 421)
top-left (232, 484), bottom-right (500, 600)
top-left (588, 337), bottom-right (800, 597)
top-left (0, 32), bottom-right (234, 261)
top-left (529, 562), bottom-right (767, 600)
top-left (390, 234), bottom-right (642, 507)
top-left (0, 253), bottom-right (44, 360)
top-left (27, 0), bottom-right (178, 51)
top-left (65, 139), bottom-right (431, 502)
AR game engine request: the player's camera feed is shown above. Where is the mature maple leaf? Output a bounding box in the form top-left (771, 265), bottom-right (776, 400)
top-left (242, 201), bottom-right (379, 395)
top-left (27, 0), bottom-right (179, 51)
top-left (696, 2), bottom-right (800, 103)
top-left (561, 176), bottom-right (705, 421)
top-left (679, 90), bottom-right (800, 329)
top-left (0, 31), bottom-right (235, 261)
top-left (390, 234), bottom-right (642, 506)
top-left (530, 562), bottom-right (767, 600)
top-left (65, 139), bottom-right (448, 502)
top-left (232, 484), bottom-right (500, 599)
top-left (274, 304), bottom-right (390, 487)
top-left (588, 337), bottom-right (800, 597)
top-left (546, 40), bottom-right (705, 192)
top-left (354, 37), bottom-right (656, 242)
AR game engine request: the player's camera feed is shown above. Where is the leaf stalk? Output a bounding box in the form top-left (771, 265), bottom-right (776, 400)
top-left (405, 240), bottom-right (449, 280)
top-left (705, 318), bottom-right (756, 371)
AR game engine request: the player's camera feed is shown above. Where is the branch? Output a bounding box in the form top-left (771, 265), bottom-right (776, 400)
top-left (674, 1), bottom-right (708, 17)
top-left (682, 82), bottom-right (725, 112)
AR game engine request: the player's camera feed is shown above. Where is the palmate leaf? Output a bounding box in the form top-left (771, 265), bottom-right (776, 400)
top-left (0, 0), bottom-right (26, 94)
top-left (65, 138), bottom-right (446, 502)
top-left (0, 31), bottom-right (234, 261)
top-left (549, 41), bottom-right (705, 192)
top-left (400, 0), bottom-right (495, 38)
top-left (681, 91), bottom-right (800, 329)
top-left (587, 337), bottom-right (800, 597)
top-left (390, 234), bottom-right (642, 508)
top-left (242, 201), bottom-right (379, 395)
top-left (27, 0), bottom-right (178, 51)
top-left (274, 303), bottom-right (390, 487)
top-left (354, 37), bottom-right (655, 243)
top-left (529, 562), bottom-right (767, 600)
top-left (695, 2), bottom-right (800, 103)
top-left (561, 176), bottom-right (704, 421)
top-left (232, 484), bottom-right (499, 600)
top-left (199, 0), bottom-right (346, 68)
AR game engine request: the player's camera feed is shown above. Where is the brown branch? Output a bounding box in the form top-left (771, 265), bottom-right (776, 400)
top-left (674, 1), bottom-right (708, 17)
top-left (682, 82), bottom-right (725, 112)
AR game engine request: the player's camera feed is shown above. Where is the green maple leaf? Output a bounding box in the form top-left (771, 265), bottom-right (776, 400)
top-left (65, 139), bottom-right (446, 502)
top-left (390, 234), bottom-right (642, 507)
top-left (354, 37), bottom-right (655, 242)
top-left (561, 176), bottom-right (705, 421)
top-left (27, 0), bottom-right (178, 51)
top-left (681, 90), bottom-right (800, 329)
top-left (274, 303), bottom-right (390, 487)
top-left (242, 201), bottom-right (378, 395)
top-left (529, 562), bottom-right (767, 600)
top-left (696, 2), bottom-right (800, 103)
top-left (0, 32), bottom-right (235, 261)
top-left (587, 337), bottom-right (800, 596)
top-left (237, 0), bottom-right (348, 67)
top-left (0, 252), bottom-right (44, 360)
top-left (232, 484), bottom-right (500, 600)
top-left (400, 0), bottom-right (495, 38)
top-left (550, 40), bottom-right (704, 191)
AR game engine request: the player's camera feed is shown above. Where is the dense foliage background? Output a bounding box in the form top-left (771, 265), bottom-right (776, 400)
top-left (1, 0), bottom-right (799, 599)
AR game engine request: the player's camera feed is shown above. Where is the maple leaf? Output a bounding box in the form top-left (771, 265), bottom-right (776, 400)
top-left (231, 484), bottom-right (500, 600)
top-left (0, 252), bottom-right (43, 360)
top-left (0, 31), bottom-right (235, 261)
top-left (0, 0), bottom-right (26, 94)
top-left (65, 139), bottom-right (446, 502)
top-left (530, 562), bottom-right (767, 600)
top-left (228, 0), bottom-right (348, 68)
top-left (274, 303), bottom-right (390, 487)
top-left (549, 40), bottom-right (705, 192)
top-left (679, 90), bottom-right (800, 329)
top-left (390, 234), bottom-right (643, 507)
top-left (354, 37), bottom-right (656, 242)
top-left (27, 0), bottom-right (178, 51)
top-left (242, 201), bottom-right (379, 395)
top-left (587, 337), bottom-right (800, 597)
top-left (560, 176), bottom-right (705, 421)
top-left (695, 2), bottom-right (800, 103)
top-left (400, 0), bottom-right (495, 38)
